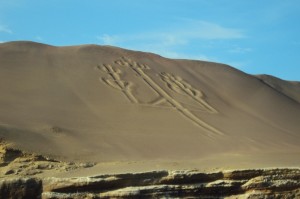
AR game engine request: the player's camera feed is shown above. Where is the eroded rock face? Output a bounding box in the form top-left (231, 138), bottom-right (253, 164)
top-left (1, 168), bottom-right (299, 199)
top-left (0, 178), bottom-right (42, 199)
top-left (0, 140), bottom-right (96, 178)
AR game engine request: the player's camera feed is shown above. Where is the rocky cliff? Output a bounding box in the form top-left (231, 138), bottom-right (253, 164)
top-left (0, 168), bottom-right (299, 199)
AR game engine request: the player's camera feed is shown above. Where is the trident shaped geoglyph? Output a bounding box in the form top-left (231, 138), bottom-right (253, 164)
top-left (98, 56), bottom-right (223, 137)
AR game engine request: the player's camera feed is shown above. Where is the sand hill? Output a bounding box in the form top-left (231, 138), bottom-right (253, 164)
top-left (0, 41), bottom-right (299, 174)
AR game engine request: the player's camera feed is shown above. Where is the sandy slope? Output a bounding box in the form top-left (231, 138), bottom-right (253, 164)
top-left (256, 74), bottom-right (300, 103)
top-left (0, 41), bottom-right (299, 173)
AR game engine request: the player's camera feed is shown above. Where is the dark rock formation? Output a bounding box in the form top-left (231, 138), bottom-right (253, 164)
top-left (1, 168), bottom-right (299, 198)
top-left (0, 178), bottom-right (42, 199)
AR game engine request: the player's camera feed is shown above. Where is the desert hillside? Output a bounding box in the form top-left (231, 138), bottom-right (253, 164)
top-left (256, 74), bottom-right (300, 103)
top-left (0, 41), bottom-right (299, 171)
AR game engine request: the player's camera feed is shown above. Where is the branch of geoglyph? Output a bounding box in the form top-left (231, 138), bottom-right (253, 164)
top-left (99, 64), bottom-right (137, 103)
top-left (115, 57), bottom-right (150, 70)
top-left (161, 72), bottom-right (218, 113)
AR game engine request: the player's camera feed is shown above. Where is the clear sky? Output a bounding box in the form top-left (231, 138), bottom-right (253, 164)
top-left (0, 0), bottom-right (300, 81)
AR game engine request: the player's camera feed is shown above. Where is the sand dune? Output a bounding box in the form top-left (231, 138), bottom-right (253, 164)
top-left (0, 41), bottom-right (300, 172)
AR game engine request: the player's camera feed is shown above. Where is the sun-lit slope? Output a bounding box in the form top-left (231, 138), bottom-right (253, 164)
top-left (256, 74), bottom-right (300, 104)
top-left (0, 41), bottom-right (299, 166)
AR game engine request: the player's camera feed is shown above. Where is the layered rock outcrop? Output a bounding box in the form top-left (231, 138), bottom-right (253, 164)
top-left (0, 168), bottom-right (299, 198)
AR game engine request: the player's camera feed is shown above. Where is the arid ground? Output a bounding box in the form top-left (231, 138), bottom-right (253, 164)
top-left (0, 41), bottom-right (299, 198)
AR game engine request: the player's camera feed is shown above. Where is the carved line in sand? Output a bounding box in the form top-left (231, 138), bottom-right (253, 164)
top-left (97, 64), bottom-right (138, 103)
top-left (98, 57), bottom-right (223, 135)
top-left (160, 72), bottom-right (218, 114)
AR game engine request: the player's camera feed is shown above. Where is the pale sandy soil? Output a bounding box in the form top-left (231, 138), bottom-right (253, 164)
top-left (0, 41), bottom-right (299, 179)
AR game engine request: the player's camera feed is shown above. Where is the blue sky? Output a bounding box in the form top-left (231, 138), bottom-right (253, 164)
top-left (0, 0), bottom-right (300, 80)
